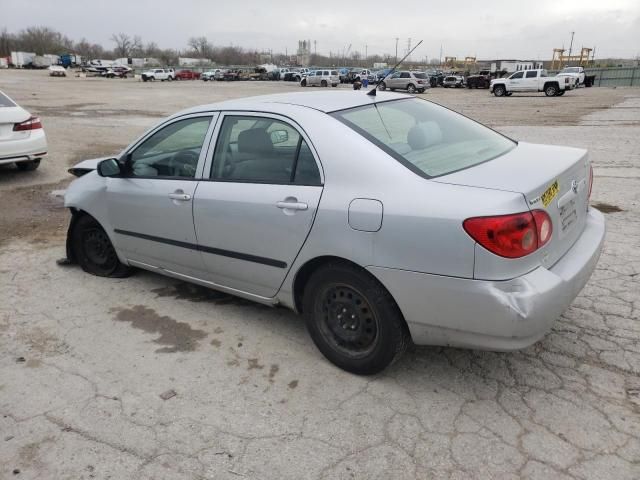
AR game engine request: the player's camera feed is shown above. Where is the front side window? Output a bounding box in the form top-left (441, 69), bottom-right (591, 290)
top-left (332, 98), bottom-right (515, 178)
top-left (510, 72), bottom-right (524, 79)
top-left (211, 115), bottom-right (321, 185)
top-left (129, 116), bottom-right (211, 178)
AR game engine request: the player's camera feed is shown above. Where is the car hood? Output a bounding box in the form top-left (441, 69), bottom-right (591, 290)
top-left (68, 156), bottom-right (112, 176)
top-left (557, 72), bottom-right (579, 77)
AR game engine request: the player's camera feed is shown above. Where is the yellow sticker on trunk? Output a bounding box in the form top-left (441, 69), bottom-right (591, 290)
top-left (541, 180), bottom-right (559, 208)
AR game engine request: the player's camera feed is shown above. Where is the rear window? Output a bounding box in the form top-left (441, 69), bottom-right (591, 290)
top-left (331, 70), bottom-right (338, 75)
top-left (413, 73), bottom-right (427, 79)
top-left (331, 98), bottom-right (515, 178)
top-left (0, 92), bottom-right (16, 107)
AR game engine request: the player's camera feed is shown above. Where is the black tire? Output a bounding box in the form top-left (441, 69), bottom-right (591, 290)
top-left (389, 88), bottom-right (395, 91)
top-left (302, 262), bottom-right (410, 375)
top-left (407, 84), bottom-right (416, 93)
top-left (544, 84), bottom-right (558, 97)
top-left (321, 80), bottom-right (328, 87)
top-left (142, 77), bottom-right (148, 82)
top-left (71, 215), bottom-right (132, 278)
top-left (332, 83), bottom-right (338, 87)
top-left (378, 82), bottom-right (386, 91)
top-left (418, 89), bottom-right (425, 93)
top-left (301, 78), bottom-right (307, 87)
top-left (16, 159), bottom-right (40, 171)
top-left (493, 84), bottom-right (506, 97)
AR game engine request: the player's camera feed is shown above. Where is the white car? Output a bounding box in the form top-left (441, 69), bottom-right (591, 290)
top-left (0, 90), bottom-right (47, 171)
top-left (557, 67), bottom-right (586, 87)
top-left (141, 69), bottom-right (175, 82)
top-left (301, 70), bottom-right (339, 87)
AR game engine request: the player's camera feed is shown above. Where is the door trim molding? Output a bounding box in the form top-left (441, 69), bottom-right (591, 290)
top-left (114, 229), bottom-right (287, 269)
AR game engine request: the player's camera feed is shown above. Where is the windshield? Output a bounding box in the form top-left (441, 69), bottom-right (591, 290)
top-left (562, 67), bottom-right (580, 73)
top-left (0, 92), bottom-right (16, 107)
top-left (331, 98), bottom-right (516, 178)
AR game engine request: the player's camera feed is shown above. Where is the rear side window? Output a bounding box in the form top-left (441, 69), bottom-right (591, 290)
top-left (0, 92), bottom-right (16, 107)
top-left (400, 72), bottom-right (410, 78)
top-left (525, 71), bottom-right (537, 78)
top-left (331, 71), bottom-right (338, 75)
top-left (211, 115), bottom-right (321, 185)
top-left (413, 73), bottom-right (427, 79)
top-left (332, 98), bottom-right (515, 178)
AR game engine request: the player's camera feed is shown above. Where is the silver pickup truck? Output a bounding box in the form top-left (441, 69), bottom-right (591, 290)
top-left (490, 69), bottom-right (575, 97)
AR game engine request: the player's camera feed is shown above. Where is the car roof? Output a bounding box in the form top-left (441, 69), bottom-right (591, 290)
top-left (176, 91), bottom-right (412, 115)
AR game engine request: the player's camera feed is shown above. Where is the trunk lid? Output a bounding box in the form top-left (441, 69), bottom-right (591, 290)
top-left (0, 106), bottom-right (31, 142)
top-left (434, 142), bottom-right (590, 272)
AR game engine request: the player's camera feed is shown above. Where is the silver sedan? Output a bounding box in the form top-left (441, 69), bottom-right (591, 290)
top-left (64, 91), bottom-right (605, 374)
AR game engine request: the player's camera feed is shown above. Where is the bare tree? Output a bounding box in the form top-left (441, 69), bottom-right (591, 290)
top-left (0, 28), bottom-right (15, 56)
top-left (188, 36), bottom-right (212, 58)
top-left (110, 33), bottom-right (134, 58)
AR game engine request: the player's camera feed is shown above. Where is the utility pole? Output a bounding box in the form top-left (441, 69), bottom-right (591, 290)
top-left (439, 44), bottom-right (443, 67)
top-left (568, 31), bottom-right (575, 66)
top-left (365, 44), bottom-right (368, 66)
top-left (394, 37), bottom-right (399, 62)
top-left (314, 40), bottom-right (317, 56)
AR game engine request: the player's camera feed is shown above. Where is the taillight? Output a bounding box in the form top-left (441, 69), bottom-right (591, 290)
top-left (13, 116), bottom-right (42, 131)
top-left (463, 210), bottom-right (552, 259)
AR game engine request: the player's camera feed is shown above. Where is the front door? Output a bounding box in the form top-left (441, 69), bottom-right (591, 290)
top-left (107, 113), bottom-right (217, 275)
top-left (193, 113), bottom-right (324, 298)
top-left (507, 71), bottom-right (524, 91)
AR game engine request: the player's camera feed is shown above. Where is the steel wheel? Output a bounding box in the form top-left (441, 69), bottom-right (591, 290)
top-left (316, 284), bottom-right (379, 358)
top-left (82, 227), bottom-right (118, 270)
top-left (407, 84), bottom-right (416, 93)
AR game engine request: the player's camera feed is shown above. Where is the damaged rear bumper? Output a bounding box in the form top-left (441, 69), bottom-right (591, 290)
top-left (368, 208), bottom-right (606, 350)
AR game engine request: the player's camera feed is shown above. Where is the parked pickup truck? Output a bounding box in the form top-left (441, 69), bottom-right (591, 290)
top-left (490, 69), bottom-right (575, 97)
top-left (466, 70), bottom-right (492, 89)
top-left (557, 66), bottom-right (588, 87)
top-left (141, 68), bottom-right (175, 82)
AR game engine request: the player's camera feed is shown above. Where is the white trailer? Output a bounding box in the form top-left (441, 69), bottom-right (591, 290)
top-left (10, 51), bottom-right (36, 68)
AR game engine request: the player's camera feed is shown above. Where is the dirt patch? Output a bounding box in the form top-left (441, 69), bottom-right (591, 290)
top-left (592, 202), bottom-right (623, 213)
top-left (0, 179), bottom-right (70, 247)
top-left (111, 305), bottom-right (207, 353)
top-left (247, 358), bottom-right (264, 370)
top-left (268, 364), bottom-right (279, 383)
top-left (288, 380), bottom-right (298, 389)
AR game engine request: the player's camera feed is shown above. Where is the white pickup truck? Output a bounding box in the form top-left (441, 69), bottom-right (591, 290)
top-left (141, 68), bottom-right (175, 82)
top-left (557, 66), bottom-right (586, 87)
top-left (490, 69), bottom-right (575, 97)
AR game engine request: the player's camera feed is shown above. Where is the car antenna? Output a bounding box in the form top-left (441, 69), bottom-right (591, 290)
top-left (368, 39), bottom-right (423, 97)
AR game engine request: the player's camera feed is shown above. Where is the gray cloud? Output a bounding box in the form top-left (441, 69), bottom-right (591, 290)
top-left (2, 0), bottom-right (639, 59)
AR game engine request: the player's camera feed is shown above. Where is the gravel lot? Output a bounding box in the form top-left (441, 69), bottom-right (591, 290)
top-left (1, 70), bottom-right (639, 480)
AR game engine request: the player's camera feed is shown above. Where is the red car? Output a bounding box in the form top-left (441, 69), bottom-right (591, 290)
top-left (174, 69), bottom-right (201, 80)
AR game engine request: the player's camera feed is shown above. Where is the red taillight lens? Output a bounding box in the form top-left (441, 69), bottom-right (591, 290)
top-left (13, 116), bottom-right (42, 131)
top-left (463, 210), bottom-right (552, 258)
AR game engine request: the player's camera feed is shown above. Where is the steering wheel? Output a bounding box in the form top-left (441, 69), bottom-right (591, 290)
top-left (169, 150), bottom-right (199, 177)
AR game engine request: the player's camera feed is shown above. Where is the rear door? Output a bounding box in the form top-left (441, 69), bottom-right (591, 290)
top-left (193, 112), bottom-right (324, 298)
top-left (106, 113), bottom-right (217, 275)
top-left (523, 70), bottom-right (538, 90)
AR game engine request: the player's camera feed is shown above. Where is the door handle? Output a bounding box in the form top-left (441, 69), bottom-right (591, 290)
top-left (276, 200), bottom-right (308, 211)
top-left (168, 192), bottom-right (191, 201)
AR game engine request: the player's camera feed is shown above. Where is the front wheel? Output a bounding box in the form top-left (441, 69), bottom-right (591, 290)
top-left (302, 263), bottom-right (409, 375)
top-left (321, 80), bottom-right (328, 87)
top-left (493, 85), bottom-right (506, 97)
top-left (71, 215), bottom-right (132, 278)
top-left (300, 78), bottom-right (307, 87)
top-left (378, 82), bottom-right (386, 91)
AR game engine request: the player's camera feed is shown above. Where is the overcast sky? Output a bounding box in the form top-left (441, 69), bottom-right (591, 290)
top-left (3, 0), bottom-right (639, 60)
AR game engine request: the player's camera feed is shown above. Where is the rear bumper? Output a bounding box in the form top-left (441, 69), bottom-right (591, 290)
top-left (368, 208), bottom-right (605, 350)
top-left (0, 130), bottom-right (47, 164)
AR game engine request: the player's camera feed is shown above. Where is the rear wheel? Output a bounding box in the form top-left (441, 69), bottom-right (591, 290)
top-left (302, 262), bottom-right (409, 375)
top-left (301, 78), bottom-right (307, 87)
top-left (545, 84), bottom-right (558, 96)
top-left (16, 159), bottom-right (40, 171)
top-left (378, 82), bottom-right (386, 91)
top-left (71, 215), bottom-right (132, 278)
top-left (493, 85), bottom-right (506, 97)
top-left (407, 84), bottom-right (416, 93)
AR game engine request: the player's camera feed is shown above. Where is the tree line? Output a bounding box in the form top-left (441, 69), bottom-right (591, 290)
top-left (0, 26), bottom-right (424, 68)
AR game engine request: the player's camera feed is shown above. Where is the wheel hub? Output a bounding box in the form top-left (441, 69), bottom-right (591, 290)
top-left (320, 285), bottom-right (378, 353)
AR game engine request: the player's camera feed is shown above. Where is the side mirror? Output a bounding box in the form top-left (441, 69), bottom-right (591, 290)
top-left (97, 158), bottom-right (123, 177)
top-left (270, 129), bottom-right (289, 145)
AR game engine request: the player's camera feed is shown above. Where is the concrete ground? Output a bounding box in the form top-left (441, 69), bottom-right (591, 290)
top-left (0, 70), bottom-right (639, 479)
